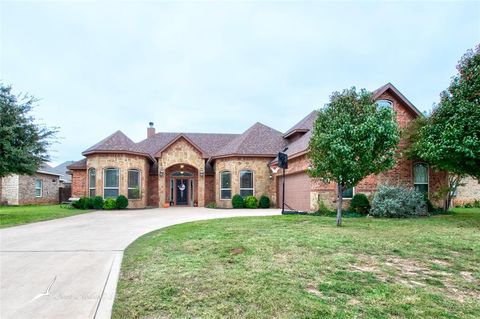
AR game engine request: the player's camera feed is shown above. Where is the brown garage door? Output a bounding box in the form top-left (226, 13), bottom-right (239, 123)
top-left (278, 172), bottom-right (311, 211)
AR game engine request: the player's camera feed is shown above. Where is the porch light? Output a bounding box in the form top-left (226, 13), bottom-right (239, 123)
top-left (200, 169), bottom-right (205, 177)
top-left (159, 167), bottom-right (165, 177)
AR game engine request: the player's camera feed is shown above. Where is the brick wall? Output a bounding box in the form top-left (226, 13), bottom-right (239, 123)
top-left (454, 176), bottom-right (480, 206)
top-left (71, 170), bottom-right (87, 198)
top-left (18, 173), bottom-right (60, 205)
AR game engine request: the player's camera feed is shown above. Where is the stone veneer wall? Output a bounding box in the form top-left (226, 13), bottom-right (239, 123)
top-left (148, 174), bottom-right (159, 207)
top-left (157, 138), bottom-right (205, 207)
top-left (204, 175), bottom-right (215, 205)
top-left (454, 176), bottom-right (480, 206)
top-left (87, 154), bottom-right (150, 208)
top-left (214, 157), bottom-right (274, 208)
top-left (1, 175), bottom-right (20, 205)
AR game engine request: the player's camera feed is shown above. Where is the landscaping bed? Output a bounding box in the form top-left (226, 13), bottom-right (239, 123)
top-left (112, 208), bottom-right (480, 319)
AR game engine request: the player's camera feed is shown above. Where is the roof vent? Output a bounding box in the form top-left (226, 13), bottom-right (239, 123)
top-left (149, 122), bottom-right (154, 128)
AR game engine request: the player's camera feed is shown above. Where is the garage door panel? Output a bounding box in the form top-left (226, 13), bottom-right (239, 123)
top-left (278, 172), bottom-right (311, 211)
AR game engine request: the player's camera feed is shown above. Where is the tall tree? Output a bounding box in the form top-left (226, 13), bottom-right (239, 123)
top-left (408, 45), bottom-right (480, 210)
top-left (0, 84), bottom-right (57, 177)
top-left (309, 88), bottom-right (400, 226)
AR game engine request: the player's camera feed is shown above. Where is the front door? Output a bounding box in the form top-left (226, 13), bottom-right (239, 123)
top-left (176, 179), bottom-right (189, 205)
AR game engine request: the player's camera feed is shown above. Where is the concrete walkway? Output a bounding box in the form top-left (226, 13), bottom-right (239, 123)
top-left (0, 207), bottom-right (281, 319)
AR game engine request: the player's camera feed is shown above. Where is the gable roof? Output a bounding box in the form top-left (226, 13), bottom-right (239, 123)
top-left (373, 82), bottom-right (422, 116)
top-left (36, 163), bottom-right (62, 177)
top-left (212, 122), bottom-right (286, 158)
top-left (51, 161), bottom-right (76, 182)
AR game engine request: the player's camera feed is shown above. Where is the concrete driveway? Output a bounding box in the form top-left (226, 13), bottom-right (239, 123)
top-left (0, 207), bottom-right (280, 319)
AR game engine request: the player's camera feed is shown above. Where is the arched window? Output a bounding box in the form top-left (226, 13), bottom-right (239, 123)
top-left (376, 99), bottom-right (393, 109)
top-left (414, 163), bottom-right (429, 195)
top-left (104, 168), bottom-right (119, 198)
top-left (88, 168), bottom-right (96, 197)
top-left (239, 170), bottom-right (254, 197)
top-left (128, 169), bottom-right (141, 199)
top-left (220, 171), bottom-right (231, 200)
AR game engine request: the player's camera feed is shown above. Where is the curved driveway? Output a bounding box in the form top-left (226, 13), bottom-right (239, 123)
top-left (0, 207), bottom-right (280, 319)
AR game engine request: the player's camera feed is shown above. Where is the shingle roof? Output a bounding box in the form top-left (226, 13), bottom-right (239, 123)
top-left (52, 161), bottom-right (76, 182)
top-left (67, 158), bottom-right (87, 170)
top-left (37, 163), bottom-right (62, 176)
top-left (212, 122), bottom-right (287, 158)
top-left (283, 110), bottom-right (318, 138)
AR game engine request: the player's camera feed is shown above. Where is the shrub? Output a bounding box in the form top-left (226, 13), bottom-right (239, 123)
top-left (245, 196), bottom-right (258, 209)
top-left (86, 197), bottom-right (95, 209)
top-left (116, 195), bottom-right (128, 209)
top-left (73, 196), bottom-right (90, 210)
top-left (93, 196), bottom-right (104, 209)
top-left (206, 202), bottom-right (217, 208)
top-left (474, 200), bottom-right (480, 208)
top-left (316, 200), bottom-right (333, 216)
top-left (370, 185), bottom-right (427, 218)
top-left (232, 194), bottom-right (245, 208)
top-left (103, 198), bottom-right (117, 210)
top-left (424, 196), bottom-right (434, 213)
top-left (464, 202), bottom-right (472, 208)
top-left (259, 195), bottom-right (270, 208)
top-left (348, 193), bottom-right (371, 214)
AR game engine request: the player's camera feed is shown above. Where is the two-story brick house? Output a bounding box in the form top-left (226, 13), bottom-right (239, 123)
top-left (68, 83), bottom-right (448, 210)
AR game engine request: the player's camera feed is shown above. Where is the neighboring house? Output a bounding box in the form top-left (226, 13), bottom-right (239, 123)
top-left (453, 176), bottom-right (480, 206)
top-left (0, 164), bottom-right (62, 205)
top-left (68, 83), bottom-right (448, 210)
top-left (51, 161), bottom-right (75, 186)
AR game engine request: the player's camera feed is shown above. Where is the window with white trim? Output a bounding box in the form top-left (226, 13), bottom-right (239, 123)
top-left (88, 168), bottom-right (96, 197)
top-left (414, 163), bottom-right (429, 195)
top-left (104, 168), bottom-right (119, 198)
top-left (220, 171), bottom-right (231, 200)
top-left (239, 170), bottom-right (254, 197)
top-left (35, 179), bottom-right (43, 197)
top-left (128, 169), bottom-right (141, 199)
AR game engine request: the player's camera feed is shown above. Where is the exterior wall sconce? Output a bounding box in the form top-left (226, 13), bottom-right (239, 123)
top-left (200, 169), bottom-right (205, 177)
top-left (159, 167), bottom-right (165, 177)
top-left (269, 174), bottom-right (273, 180)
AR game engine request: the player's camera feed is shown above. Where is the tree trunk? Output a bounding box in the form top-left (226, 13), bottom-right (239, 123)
top-left (337, 183), bottom-right (343, 226)
top-left (445, 175), bottom-right (461, 211)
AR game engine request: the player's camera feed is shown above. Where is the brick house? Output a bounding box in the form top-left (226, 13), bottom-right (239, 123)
top-left (0, 164), bottom-right (62, 205)
top-left (68, 83), bottom-right (448, 210)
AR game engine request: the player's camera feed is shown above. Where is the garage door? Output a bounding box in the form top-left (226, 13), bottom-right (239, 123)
top-left (278, 172), bottom-right (311, 212)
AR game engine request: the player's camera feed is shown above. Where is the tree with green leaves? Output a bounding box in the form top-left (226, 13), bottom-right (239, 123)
top-left (407, 45), bottom-right (480, 210)
top-left (309, 88), bottom-right (400, 226)
top-left (0, 84), bottom-right (57, 177)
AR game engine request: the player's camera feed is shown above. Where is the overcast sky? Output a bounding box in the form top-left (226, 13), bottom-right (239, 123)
top-left (1, 1), bottom-right (479, 166)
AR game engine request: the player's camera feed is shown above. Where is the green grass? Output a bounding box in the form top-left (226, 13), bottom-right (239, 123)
top-left (0, 204), bottom-right (91, 228)
top-left (113, 208), bottom-right (480, 319)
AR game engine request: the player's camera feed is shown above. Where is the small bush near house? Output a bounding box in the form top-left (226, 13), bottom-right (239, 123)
top-left (72, 196), bottom-right (90, 210)
top-left (103, 198), bottom-right (117, 210)
top-left (86, 197), bottom-right (95, 209)
top-left (259, 195), bottom-right (270, 208)
top-left (116, 195), bottom-right (129, 209)
top-left (348, 193), bottom-right (371, 214)
top-left (315, 200), bottom-right (333, 216)
top-left (474, 200), bottom-right (480, 208)
top-left (425, 196), bottom-right (434, 213)
top-left (232, 194), bottom-right (245, 208)
top-left (245, 196), bottom-right (258, 209)
top-left (93, 196), bottom-right (104, 209)
top-left (370, 185), bottom-right (427, 218)
top-left (464, 202), bottom-right (472, 208)
top-left (206, 202), bottom-right (217, 208)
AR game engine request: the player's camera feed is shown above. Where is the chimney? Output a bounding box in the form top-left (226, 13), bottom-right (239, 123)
top-left (147, 122), bottom-right (155, 138)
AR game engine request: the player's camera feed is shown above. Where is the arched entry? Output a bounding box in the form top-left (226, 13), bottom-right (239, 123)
top-left (165, 164), bottom-right (198, 206)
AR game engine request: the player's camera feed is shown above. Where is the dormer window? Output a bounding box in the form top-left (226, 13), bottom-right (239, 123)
top-left (376, 99), bottom-right (393, 108)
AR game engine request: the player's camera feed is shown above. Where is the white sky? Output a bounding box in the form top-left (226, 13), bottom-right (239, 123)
top-left (1, 0), bottom-right (479, 166)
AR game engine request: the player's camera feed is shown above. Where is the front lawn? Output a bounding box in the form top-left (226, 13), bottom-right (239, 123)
top-left (0, 204), bottom-right (91, 228)
top-left (113, 208), bottom-right (480, 319)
